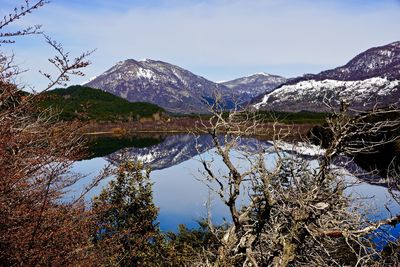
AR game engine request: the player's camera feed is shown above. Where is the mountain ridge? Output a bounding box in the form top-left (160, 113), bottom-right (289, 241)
top-left (85, 59), bottom-right (286, 113)
top-left (253, 41), bottom-right (400, 112)
top-left (85, 59), bottom-right (235, 113)
top-left (286, 41), bottom-right (400, 85)
top-left (221, 73), bottom-right (287, 103)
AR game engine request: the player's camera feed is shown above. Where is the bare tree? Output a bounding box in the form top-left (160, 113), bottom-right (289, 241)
top-left (0, 1), bottom-right (100, 265)
top-left (194, 101), bottom-right (400, 266)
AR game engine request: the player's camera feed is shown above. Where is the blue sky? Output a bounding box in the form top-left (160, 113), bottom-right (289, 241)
top-left (1, 0), bottom-right (400, 90)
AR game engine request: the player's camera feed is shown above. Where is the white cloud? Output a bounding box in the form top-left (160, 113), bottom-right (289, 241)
top-left (2, 0), bottom-right (400, 90)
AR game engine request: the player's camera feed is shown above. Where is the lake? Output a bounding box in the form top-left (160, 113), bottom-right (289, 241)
top-left (69, 134), bottom-right (400, 245)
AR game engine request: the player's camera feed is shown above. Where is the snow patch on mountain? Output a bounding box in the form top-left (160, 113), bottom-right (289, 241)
top-left (254, 77), bottom-right (400, 111)
top-left (85, 59), bottom-right (236, 113)
top-left (255, 72), bottom-right (272, 77)
top-left (137, 67), bottom-right (155, 79)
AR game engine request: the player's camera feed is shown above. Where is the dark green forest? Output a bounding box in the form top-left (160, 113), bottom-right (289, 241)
top-left (38, 85), bottom-right (164, 121)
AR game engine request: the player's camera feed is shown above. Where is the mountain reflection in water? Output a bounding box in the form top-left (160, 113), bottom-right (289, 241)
top-left (71, 134), bottom-right (400, 238)
top-left (106, 134), bottom-right (272, 171)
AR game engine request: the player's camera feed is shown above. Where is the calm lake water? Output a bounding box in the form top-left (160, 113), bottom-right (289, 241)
top-left (69, 134), bottom-right (400, 245)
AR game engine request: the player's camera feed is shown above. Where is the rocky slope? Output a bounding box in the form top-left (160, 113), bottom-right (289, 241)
top-left (254, 41), bottom-right (400, 112)
top-left (85, 59), bottom-right (235, 114)
top-left (221, 73), bottom-right (287, 103)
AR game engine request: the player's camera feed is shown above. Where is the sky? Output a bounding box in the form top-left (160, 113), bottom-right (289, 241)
top-left (1, 0), bottom-right (400, 91)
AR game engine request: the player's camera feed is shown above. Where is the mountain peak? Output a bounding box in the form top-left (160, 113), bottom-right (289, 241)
top-left (282, 40), bottom-right (400, 85)
top-left (253, 41), bottom-right (400, 112)
top-left (254, 72), bottom-right (272, 77)
top-left (221, 73), bottom-right (287, 103)
top-left (388, 41), bottom-right (400, 47)
top-left (85, 59), bottom-right (236, 113)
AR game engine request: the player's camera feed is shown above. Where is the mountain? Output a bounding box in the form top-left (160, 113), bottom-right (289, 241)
top-left (104, 134), bottom-right (370, 182)
top-left (254, 41), bottom-right (400, 112)
top-left (38, 85), bottom-right (164, 121)
top-left (107, 134), bottom-right (215, 170)
top-left (221, 73), bottom-right (287, 103)
top-left (106, 134), bottom-right (273, 170)
top-left (85, 59), bottom-right (236, 114)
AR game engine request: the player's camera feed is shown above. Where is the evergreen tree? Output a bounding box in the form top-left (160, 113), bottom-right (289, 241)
top-left (91, 161), bottom-right (159, 266)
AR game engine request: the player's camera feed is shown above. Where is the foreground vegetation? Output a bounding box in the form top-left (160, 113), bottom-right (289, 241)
top-left (254, 110), bottom-right (329, 124)
top-left (309, 108), bottom-right (400, 178)
top-left (1, 1), bottom-right (400, 266)
top-left (184, 110), bottom-right (329, 125)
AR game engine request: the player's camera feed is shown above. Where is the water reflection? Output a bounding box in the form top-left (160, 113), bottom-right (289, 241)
top-left (107, 134), bottom-right (216, 170)
top-left (85, 134), bottom-right (164, 159)
top-left (71, 134), bottom-right (400, 239)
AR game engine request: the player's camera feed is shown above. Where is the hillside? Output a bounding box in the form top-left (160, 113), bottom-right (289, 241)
top-left (253, 41), bottom-right (400, 112)
top-left (38, 85), bottom-right (164, 121)
top-left (221, 73), bottom-right (287, 103)
top-left (85, 59), bottom-right (236, 114)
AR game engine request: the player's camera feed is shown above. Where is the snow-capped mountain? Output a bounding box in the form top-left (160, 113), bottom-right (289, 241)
top-left (254, 41), bottom-right (400, 112)
top-left (107, 134), bottom-right (215, 170)
top-left (106, 134), bottom-right (272, 170)
top-left (85, 59), bottom-right (235, 113)
top-left (105, 134), bottom-right (381, 186)
top-left (221, 73), bottom-right (287, 103)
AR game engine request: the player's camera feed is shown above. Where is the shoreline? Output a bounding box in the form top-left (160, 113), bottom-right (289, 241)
top-left (82, 124), bottom-right (317, 142)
